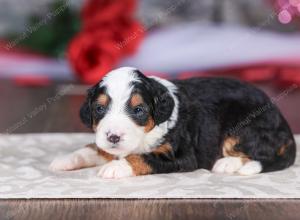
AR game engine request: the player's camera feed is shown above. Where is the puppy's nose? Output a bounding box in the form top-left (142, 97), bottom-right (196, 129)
top-left (107, 134), bottom-right (121, 144)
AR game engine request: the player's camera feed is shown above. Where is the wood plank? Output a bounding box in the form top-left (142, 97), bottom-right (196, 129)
top-left (0, 199), bottom-right (299, 220)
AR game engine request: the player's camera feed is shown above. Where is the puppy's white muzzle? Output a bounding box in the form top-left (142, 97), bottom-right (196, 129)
top-left (95, 113), bottom-right (145, 157)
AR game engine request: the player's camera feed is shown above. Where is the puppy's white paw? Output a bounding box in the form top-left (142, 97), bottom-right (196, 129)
top-left (212, 157), bottom-right (243, 174)
top-left (238, 161), bottom-right (262, 175)
top-left (49, 154), bottom-right (84, 171)
top-left (97, 159), bottom-right (134, 179)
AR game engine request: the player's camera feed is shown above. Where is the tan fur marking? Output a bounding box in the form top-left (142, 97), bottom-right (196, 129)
top-left (86, 143), bottom-right (98, 151)
top-left (86, 143), bottom-right (115, 161)
top-left (98, 149), bottom-right (115, 161)
top-left (152, 143), bottom-right (172, 156)
top-left (144, 116), bottom-right (155, 132)
top-left (126, 154), bottom-right (152, 176)
top-left (93, 94), bottom-right (109, 129)
top-left (97, 94), bottom-right (109, 106)
top-left (130, 94), bottom-right (155, 132)
top-left (277, 140), bottom-right (293, 156)
top-left (277, 144), bottom-right (288, 156)
top-left (130, 94), bottom-right (143, 107)
top-left (222, 137), bottom-right (249, 163)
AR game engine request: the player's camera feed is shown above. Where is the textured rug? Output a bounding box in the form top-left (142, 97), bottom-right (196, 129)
top-left (0, 133), bottom-right (299, 199)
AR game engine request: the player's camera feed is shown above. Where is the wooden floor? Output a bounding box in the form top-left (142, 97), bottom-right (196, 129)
top-left (1, 80), bottom-right (299, 134)
top-left (0, 199), bottom-right (300, 220)
top-left (0, 79), bottom-right (300, 220)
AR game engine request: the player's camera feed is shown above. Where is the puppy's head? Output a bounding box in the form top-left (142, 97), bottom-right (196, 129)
top-left (80, 67), bottom-right (177, 157)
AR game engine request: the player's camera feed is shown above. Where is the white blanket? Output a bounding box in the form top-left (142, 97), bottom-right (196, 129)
top-left (0, 133), bottom-right (299, 199)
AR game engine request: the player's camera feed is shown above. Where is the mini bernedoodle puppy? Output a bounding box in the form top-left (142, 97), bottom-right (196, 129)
top-left (50, 67), bottom-right (296, 179)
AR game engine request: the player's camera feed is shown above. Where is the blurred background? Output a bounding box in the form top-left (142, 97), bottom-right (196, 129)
top-left (0, 0), bottom-right (299, 134)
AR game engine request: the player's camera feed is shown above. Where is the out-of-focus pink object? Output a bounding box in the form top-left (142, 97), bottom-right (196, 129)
top-left (0, 41), bottom-right (72, 82)
top-left (13, 75), bottom-right (52, 87)
top-left (289, 0), bottom-right (300, 7)
top-left (278, 10), bottom-right (292, 23)
top-left (273, 0), bottom-right (300, 24)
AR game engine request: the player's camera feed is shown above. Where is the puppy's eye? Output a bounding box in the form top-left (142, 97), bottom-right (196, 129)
top-left (134, 107), bottom-right (144, 115)
top-left (96, 105), bottom-right (106, 114)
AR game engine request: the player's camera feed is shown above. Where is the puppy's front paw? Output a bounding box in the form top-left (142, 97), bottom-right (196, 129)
top-left (97, 159), bottom-right (134, 179)
top-left (49, 154), bottom-right (84, 171)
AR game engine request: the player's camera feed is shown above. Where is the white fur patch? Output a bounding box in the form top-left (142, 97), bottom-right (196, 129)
top-left (97, 159), bottom-right (134, 179)
top-left (238, 161), bottom-right (262, 175)
top-left (100, 67), bottom-right (139, 106)
top-left (49, 148), bottom-right (106, 171)
top-left (212, 157), bottom-right (244, 174)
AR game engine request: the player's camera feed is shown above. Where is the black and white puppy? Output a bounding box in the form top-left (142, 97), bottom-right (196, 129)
top-left (50, 67), bottom-right (296, 178)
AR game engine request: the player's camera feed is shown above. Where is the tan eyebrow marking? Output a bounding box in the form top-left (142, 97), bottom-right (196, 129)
top-left (130, 94), bottom-right (144, 107)
top-left (97, 94), bottom-right (109, 106)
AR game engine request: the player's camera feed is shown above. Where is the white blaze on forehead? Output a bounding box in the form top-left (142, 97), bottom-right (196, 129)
top-left (95, 67), bottom-right (144, 157)
top-left (100, 67), bottom-right (140, 112)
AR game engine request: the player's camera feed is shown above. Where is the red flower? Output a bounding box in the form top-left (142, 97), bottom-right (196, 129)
top-left (113, 20), bottom-right (144, 54)
top-left (67, 0), bottom-right (144, 84)
top-left (68, 30), bottom-right (121, 84)
top-left (68, 21), bottom-right (143, 84)
top-left (81, 0), bottom-right (136, 30)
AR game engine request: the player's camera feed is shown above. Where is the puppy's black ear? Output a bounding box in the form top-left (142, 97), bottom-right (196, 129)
top-left (80, 84), bottom-right (98, 128)
top-left (151, 81), bottom-right (175, 125)
top-left (134, 70), bottom-right (175, 125)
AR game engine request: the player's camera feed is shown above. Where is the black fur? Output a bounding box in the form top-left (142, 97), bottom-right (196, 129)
top-left (133, 71), bottom-right (175, 125)
top-left (80, 82), bottom-right (107, 128)
top-left (142, 77), bottom-right (296, 174)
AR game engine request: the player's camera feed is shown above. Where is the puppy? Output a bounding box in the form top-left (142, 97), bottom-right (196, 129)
top-left (50, 67), bottom-right (296, 178)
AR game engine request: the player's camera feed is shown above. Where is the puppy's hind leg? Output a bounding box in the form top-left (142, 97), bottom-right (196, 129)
top-left (212, 136), bottom-right (262, 175)
top-left (212, 157), bottom-right (262, 175)
top-left (49, 144), bottom-right (114, 171)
